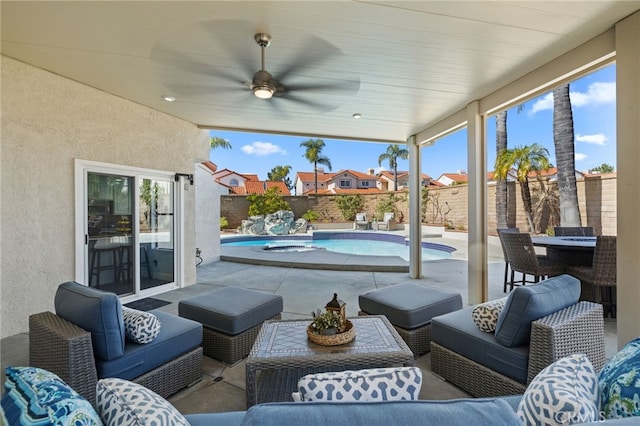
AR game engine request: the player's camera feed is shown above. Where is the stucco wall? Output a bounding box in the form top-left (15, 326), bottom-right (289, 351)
top-left (195, 164), bottom-right (221, 265)
top-left (0, 57), bottom-right (210, 338)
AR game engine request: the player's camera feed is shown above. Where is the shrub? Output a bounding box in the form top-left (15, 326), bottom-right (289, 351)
top-left (220, 216), bottom-right (229, 229)
top-left (334, 194), bottom-right (364, 221)
top-left (375, 193), bottom-right (404, 221)
top-left (302, 209), bottom-right (319, 222)
top-left (247, 187), bottom-right (290, 216)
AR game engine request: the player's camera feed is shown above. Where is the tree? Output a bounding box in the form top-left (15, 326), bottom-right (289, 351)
top-left (267, 165), bottom-right (293, 190)
top-left (591, 163), bottom-right (614, 173)
top-left (246, 187), bottom-right (290, 216)
top-left (378, 144), bottom-right (409, 191)
top-left (300, 138), bottom-right (332, 194)
top-left (334, 194), bottom-right (364, 221)
top-left (210, 136), bottom-right (232, 150)
top-left (495, 111), bottom-right (508, 229)
top-left (553, 84), bottom-right (582, 227)
top-left (494, 143), bottom-right (551, 232)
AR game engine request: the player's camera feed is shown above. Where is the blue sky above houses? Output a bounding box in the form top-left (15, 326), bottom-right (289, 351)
top-left (209, 64), bottom-right (616, 181)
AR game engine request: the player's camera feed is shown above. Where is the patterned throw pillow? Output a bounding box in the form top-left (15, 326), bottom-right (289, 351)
top-left (292, 367), bottom-right (422, 402)
top-left (471, 297), bottom-right (507, 332)
top-left (96, 378), bottom-right (189, 426)
top-left (517, 354), bottom-right (599, 425)
top-left (0, 366), bottom-right (102, 426)
top-left (599, 336), bottom-right (640, 419)
top-left (122, 307), bottom-right (161, 344)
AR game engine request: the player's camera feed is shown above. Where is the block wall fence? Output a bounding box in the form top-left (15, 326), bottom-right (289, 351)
top-left (220, 174), bottom-right (617, 236)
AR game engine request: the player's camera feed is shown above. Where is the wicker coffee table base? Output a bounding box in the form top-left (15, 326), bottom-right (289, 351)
top-left (202, 314), bottom-right (281, 365)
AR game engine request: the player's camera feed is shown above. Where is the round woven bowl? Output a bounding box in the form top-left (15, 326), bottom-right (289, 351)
top-left (307, 320), bottom-right (355, 346)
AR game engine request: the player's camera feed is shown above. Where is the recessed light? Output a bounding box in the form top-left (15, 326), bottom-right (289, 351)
top-left (352, 113), bottom-right (362, 119)
top-left (163, 95), bottom-right (176, 102)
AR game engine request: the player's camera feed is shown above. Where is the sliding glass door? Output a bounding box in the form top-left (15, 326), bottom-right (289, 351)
top-left (76, 161), bottom-right (180, 298)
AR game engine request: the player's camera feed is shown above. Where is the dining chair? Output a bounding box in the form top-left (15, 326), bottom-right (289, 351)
top-left (497, 227), bottom-right (520, 292)
top-left (567, 235), bottom-right (617, 318)
top-left (500, 232), bottom-right (566, 291)
top-left (553, 226), bottom-right (594, 236)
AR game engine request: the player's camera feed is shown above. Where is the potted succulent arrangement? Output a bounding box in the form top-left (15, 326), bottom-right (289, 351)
top-left (310, 309), bottom-right (344, 336)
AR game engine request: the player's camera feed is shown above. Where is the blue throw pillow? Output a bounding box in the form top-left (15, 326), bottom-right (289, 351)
top-left (599, 337), bottom-right (640, 419)
top-left (495, 275), bottom-right (580, 347)
top-left (0, 366), bottom-right (102, 426)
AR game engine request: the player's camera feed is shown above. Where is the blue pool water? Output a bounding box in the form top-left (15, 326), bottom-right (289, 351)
top-left (222, 233), bottom-right (454, 262)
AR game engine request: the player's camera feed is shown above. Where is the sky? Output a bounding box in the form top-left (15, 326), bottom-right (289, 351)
top-left (209, 64), bottom-right (616, 182)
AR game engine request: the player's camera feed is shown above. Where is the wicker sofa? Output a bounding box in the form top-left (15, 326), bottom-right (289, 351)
top-left (431, 274), bottom-right (606, 398)
top-left (28, 281), bottom-right (203, 405)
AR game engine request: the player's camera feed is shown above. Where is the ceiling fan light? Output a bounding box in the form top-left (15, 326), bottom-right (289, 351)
top-left (253, 85), bottom-right (275, 99)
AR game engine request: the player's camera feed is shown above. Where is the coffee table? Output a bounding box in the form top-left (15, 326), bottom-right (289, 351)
top-left (245, 315), bottom-right (414, 407)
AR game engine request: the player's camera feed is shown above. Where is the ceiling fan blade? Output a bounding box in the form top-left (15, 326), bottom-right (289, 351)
top-left (277, 92), bottom-right (340, 113)
top-left (274, 34), bottom-right (343, 83)
top-left (198, 20), bottom-right (260, 75)
top-left (150, 44), bottom-right (249, 85)
top-left (284, 79), bottom-right (360, 95)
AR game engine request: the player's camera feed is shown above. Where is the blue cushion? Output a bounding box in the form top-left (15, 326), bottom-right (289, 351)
top-left (495, 275), bottom-right (580, 347)
top-left (241, 399), bottom-right (520, 426)
top-left (185, 412), bottom-right (245, 426)
top-left (1, 366), bottom-right (102, 426)
top-left (178, 287), bottom-right (283, 335)
top-left (95, 310), bottom-right (201, 380)
top-left (54, 281), bottom-right (125, 360)
top-left (359, 283), bottom-right (462, 329)
top-left (599, 337), bottom-right (640, 419)
top-left (431, 306), bottom-right (530, 383)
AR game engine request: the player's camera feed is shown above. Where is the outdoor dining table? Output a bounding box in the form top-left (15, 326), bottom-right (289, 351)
top-left (531, 236), bottom-right (596, 267)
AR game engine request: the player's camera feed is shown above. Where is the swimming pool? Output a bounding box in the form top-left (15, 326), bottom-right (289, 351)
top-left (221, 232), bottom-right (455, 261)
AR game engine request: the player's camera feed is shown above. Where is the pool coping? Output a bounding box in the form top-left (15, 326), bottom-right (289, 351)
top-left (220, 245), bottom-right (410, 272)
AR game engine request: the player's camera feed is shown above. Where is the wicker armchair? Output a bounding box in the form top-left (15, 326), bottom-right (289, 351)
top-left (377, 212), bottom-right (398, 231)
top-left (431, 301), bottom-right (606, 398)
top-left (29, 311), bottom-right (203, 405)
top-left (567, 235), bottom-right (617, 317)
top-left (500, 232), bottom-right (565, 289)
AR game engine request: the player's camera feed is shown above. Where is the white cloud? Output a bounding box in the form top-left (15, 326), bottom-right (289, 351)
top-left (529, 93), bottom-right (554, 115)
top-left (570, 82), bottom-right (615, 107)
top-left (529, 81), bottom-right (615, 115)
top-left (240, 141), bottom-right (287, 156)
top-left (575, 133), bottom-right (607, 145)
top-left (575, 153), bottom-right (587, 161)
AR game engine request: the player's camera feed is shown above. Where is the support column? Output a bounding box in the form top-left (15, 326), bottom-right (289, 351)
top-left (467, 101), bottom-right (488, 304)
top-left (615, 11), bottom-right (640, 348)
top-left (408, 135), bottom-right (422, 278)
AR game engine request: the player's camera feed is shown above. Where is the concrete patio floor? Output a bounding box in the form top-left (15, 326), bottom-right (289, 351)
top-left (0, 236), bottom-right (617, 415)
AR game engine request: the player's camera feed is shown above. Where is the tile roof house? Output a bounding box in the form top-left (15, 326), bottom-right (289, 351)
top-left (295, 169), bottom-right (382, 195)
top-left (377, 170), bottom-right (440, 191)
top-left (436, 171), bottom-right (469, 186)
top-left (213, 168), bottom-right (291, 195)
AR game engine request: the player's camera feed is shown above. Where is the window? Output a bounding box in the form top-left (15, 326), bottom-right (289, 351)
top-left (340, 180), bottom-right (351, 188)
top-left (361, 181), bottom-right (370, 187)
top-left (229, 178), bottom-right (239, 186)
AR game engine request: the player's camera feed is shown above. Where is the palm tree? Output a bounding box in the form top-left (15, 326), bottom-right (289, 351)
top-left (495, 111), bottom-right (508, 229)
top-left (267, 165), bottom-right (293, 190)
top-left (210, 136), bottom-right (232, 150)
top-left (378, 144), bottom-right (409, 191)
top-left (553, 84), bottom-right (582, 227)
top-left (494, 143), bottom-right (551, 232)
top-left (300, 138), bottom-right (332, 194)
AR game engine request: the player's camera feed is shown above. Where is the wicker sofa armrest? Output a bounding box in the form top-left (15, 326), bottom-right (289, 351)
top-left (527, 301), bottom-right (605, 384)
top-left (29, 311), bottom-right (98, 405)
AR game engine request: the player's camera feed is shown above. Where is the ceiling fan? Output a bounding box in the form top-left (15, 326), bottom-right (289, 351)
top-left (250, 33), bottom-right (282, 99)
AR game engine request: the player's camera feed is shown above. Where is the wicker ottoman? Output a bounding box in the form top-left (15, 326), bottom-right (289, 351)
top-left (359, 283), bottom-right (462, 357)
top-left (178, 287), bottom-right (283, 364)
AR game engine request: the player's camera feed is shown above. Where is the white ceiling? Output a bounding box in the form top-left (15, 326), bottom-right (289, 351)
top-left (2, 1), bottom-right (639, 143)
